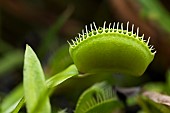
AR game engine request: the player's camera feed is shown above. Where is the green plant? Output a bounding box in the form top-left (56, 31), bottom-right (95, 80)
top-left (68, 22), bottom-right (155, 76)
top-left (74, 82), bottom-right (123, 113)
top-left (0, 21), bottom-right (156, 113)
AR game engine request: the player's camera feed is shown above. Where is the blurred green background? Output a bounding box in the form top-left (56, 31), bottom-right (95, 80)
top-left (0, 0), bottom-right (170, 112)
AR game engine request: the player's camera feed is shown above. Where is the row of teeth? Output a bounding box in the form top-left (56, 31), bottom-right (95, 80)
top-left (68, 21), bottom-right (156, 54)
top-left (80, 86), bottom-right (114, 112)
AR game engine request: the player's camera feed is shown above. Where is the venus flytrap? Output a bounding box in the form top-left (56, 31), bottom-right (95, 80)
top-left (2, 21), bottom-right (156, 113)
top-left (68, 21), bottom-right (155, 76)
top-left (74, 82), bottom-right (123, 113)
top-left (67, 21), bottom-right (156, 113)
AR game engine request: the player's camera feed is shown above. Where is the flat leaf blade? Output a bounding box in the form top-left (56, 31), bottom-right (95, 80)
top-left (23, 45), bottom-right (51, 113)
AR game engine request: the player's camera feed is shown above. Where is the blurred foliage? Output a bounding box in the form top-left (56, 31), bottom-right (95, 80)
top-left (1, 84), bottom-right (23, 113)
top-left (0, 0), bottom-right (170, 113)
top-left (139, 0), bottom-right (170, 33)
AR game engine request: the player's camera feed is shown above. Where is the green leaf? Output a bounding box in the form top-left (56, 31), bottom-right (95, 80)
top-left (11, 97), bottom-right (25, 113)
top-left (46, 64), bottom-right (78, 88)
top-left (2, 61), bottom-right (78, 113)
top-left (23, 45), bottom-right (51, 113)
top-left (75, 82), bottom-right (123, 113)
top-left (1, 84), bottom-right (23, 113)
